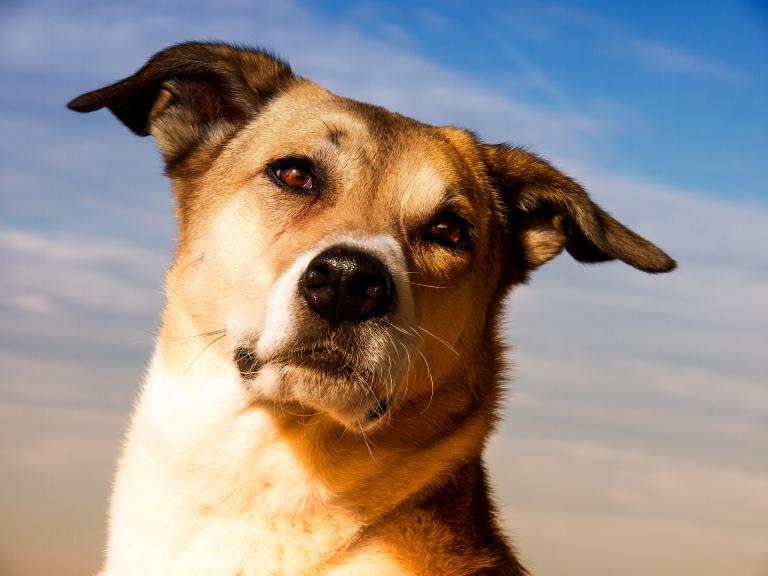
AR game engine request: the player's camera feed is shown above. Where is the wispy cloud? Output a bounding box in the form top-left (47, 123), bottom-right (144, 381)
top-left (508, 506), bottom-right (768, 576)
top-left (488, 435), bottom-right (768, 575)
top-left (531, 1), bottom-right (744, 82)
top-left (630, 39), bottom-right (743, 81)
top-left (0, 227), bottom-right (165, 265)
top-left (0, 226), bottom-right (166, 316)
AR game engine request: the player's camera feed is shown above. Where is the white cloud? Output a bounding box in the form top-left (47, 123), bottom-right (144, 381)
top-left (487, 435), bottom-right (768, 576)
top-left (0, 226), bottom-right (167, 316)
top-left (10, 291), bottom-right (59, 316)
top-left (509, 509), bottom-right (768, 576)
top-left (490, 435), bottom-right (768, 530)
top-left (630, 39), bottom-right (743, 81)
top-left (0, 227), bottom-right (164, 264)
top-left (531, 1), bottom-right (745, 82)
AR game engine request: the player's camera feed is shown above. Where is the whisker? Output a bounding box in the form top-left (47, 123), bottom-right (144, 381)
top-left (415, 348), bottom-right (435, 415)
top-left (279, 403), bottom-right (311, 419)
top-left (145, 328), bottom-right (227, 341)
top-left (177, 332), bottom-right (228, 382)
top-left (384, 319), bottom-right (413, 338)
top-left (410, 282), bottom-right (451, 289)
top-left (416, 324), bottom-right (460, 357)
top-left (359, 424), bottom-right (377, 463)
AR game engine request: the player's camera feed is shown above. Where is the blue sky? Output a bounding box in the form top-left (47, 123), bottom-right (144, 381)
top-left (0, 2), bottom-right (766, 576)
top-left (312, 0), bottom-right (768, 200)
top-left (2, 0), bottom-right (768, 212)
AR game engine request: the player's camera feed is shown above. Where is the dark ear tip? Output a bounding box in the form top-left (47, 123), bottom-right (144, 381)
top-left (640, 254), bottom-right (677, 274)
top-left (67, 92), bottom-right (100, 112)
top-left (655, 257), bottom-right (677, 273)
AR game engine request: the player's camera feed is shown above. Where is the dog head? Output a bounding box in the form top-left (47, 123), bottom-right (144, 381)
top-left (69, 43), bottom-right (675, 432)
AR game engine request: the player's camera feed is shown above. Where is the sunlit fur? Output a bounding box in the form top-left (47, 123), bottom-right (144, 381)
top-left (68, 42), bottom-right (675, 576)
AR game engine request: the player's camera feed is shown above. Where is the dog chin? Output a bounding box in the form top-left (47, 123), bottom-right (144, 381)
top-left (235, 347), bottom-right (394, 431)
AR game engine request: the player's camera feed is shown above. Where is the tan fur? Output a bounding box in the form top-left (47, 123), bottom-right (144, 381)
top-left (68, 42), bottom-right (675, 576)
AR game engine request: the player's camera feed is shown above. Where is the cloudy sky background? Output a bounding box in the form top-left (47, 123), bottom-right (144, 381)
top-left (1, 1), bottom-right (766, 575)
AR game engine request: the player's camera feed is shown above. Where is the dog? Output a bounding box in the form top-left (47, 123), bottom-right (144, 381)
top-left (68, 42), bottom-right (675, 575)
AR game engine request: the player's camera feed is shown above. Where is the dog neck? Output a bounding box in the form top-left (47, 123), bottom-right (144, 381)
top-left (145, 318), bottom-right (493, 511)
top-left (107, 306), bottom-right (498, 574)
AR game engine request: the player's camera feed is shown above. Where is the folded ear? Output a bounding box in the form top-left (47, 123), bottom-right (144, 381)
top-left (67, 42), bottom-right (295, 168)
top-left (483, 144), bottom-right (676, 280)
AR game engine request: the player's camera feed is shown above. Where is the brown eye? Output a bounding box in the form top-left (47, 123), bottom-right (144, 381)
top-left (276, 166), bottom-right (313, 190)
top-left (276, 165), bottom-right (313, 189)
top-left (428, 220), bottom-right (466, 248)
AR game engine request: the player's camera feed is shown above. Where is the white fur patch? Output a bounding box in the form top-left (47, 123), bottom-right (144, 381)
top-left (105, 351), bottom-right (369, 576)
top-left (255, 247), bottom-right (317, 358)
top-left (253, 231), bottom-right (412, 360)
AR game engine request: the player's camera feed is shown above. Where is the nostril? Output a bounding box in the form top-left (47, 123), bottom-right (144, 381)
top-left (304, 265), bottom-right (330, 288)
top-left (352, 270), bottom-right (392, 304)
top-left (350, 272), bottom-right (375, 295)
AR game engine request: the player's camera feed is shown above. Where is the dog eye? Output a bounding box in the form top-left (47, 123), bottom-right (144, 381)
top-left (271, 160), bottom-right (315, 191)
top-left (276, 165), bottom-right (313, 189)
top-left (427, 217), bottom-right (469, 249)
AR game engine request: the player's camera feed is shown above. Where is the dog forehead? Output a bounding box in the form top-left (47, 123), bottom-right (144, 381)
top-left (230, 80), bottom-right (488, 220)
top-left (237, 82), bottom-right (378, 150)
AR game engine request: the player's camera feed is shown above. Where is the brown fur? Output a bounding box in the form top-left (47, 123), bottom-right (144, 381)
top-left (68, 42), bottom-right (675, 575)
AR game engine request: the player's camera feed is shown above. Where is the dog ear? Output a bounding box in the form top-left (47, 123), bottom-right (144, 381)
top-left (67, 42), bottom-right (295, 168)
top-left (483, 144), bottom-right (676, 281)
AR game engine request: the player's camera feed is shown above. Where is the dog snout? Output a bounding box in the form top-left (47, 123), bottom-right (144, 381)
top-left (300, 247), bottom-right (395, 325)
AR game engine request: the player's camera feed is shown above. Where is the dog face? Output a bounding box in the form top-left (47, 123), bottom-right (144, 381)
top-left (69, 43), bottom-right (675, 432)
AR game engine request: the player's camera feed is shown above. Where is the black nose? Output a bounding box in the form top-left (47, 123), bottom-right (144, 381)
top-left (300, 247), bottom-right (395, 325)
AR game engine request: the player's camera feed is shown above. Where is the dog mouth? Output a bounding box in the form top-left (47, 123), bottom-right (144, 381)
top-left (233, 344), bottom-right (393, 425)
top-left (234, 347), bottom-right (264, 378)
top-left (234, 345), bottom-right (362, 379)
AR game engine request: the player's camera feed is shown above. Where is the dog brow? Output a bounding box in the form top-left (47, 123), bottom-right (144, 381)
top-left (439, 187), bottom-right (474, 219)
top-left (319, 118), bottom-right (343, 148)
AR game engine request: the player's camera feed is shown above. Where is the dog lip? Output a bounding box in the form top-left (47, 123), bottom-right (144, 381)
top-left (366, 396), bottom-right (391, 421)
top-left (234, 347), bottom-right (264, 379)
top-left (282, 348), bottom-right (356, 375)
top-left (237, 343), bottom-right (361, 379)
